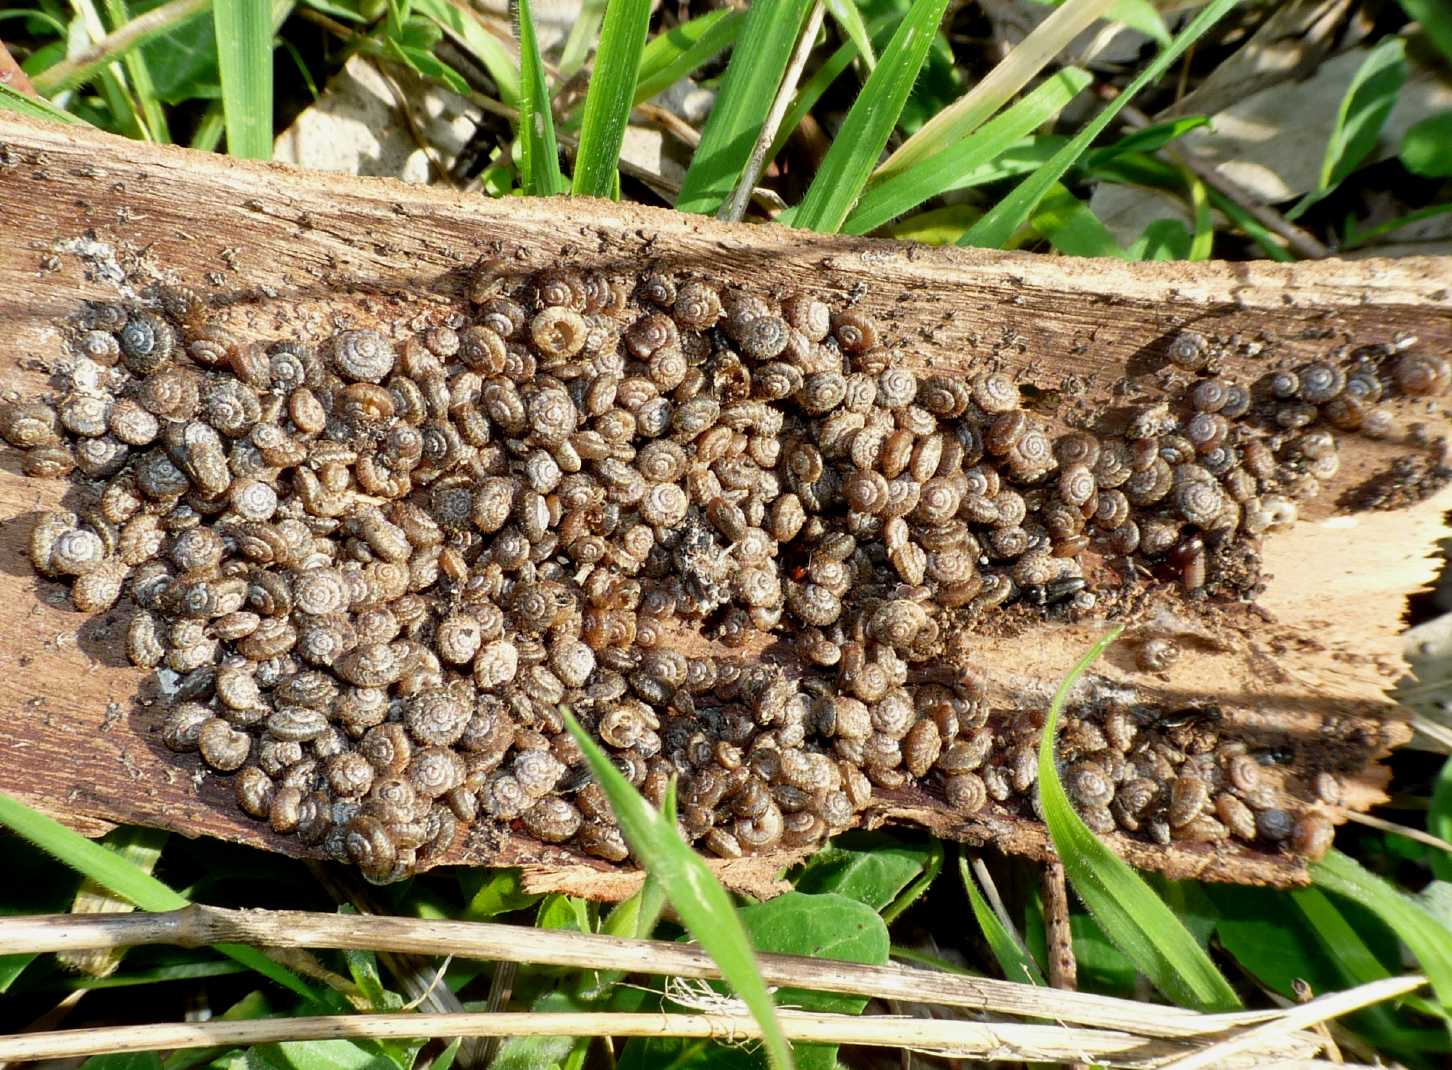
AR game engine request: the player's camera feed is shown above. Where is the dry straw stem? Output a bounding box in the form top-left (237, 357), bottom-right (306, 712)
top-left (2, 904), bottom-right (1290, 1039)
top-left (0, 1007), bottom-right (1323, 1065)
top-left (1160, 974), bottom-right (1430, 1070)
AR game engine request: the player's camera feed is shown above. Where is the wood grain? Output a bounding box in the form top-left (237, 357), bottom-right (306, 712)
top-left (0, 114), bottom-right (1448, 896)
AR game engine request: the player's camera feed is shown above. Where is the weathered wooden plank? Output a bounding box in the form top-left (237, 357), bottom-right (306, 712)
top-left (0, 114), bottom-right (1447, 895)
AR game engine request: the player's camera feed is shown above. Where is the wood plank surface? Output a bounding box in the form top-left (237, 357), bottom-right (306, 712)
top-left (0, 113), bottom-right (1448, 896)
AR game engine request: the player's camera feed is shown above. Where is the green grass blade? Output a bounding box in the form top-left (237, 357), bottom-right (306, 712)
top-left (1036, 629), bottom-right (1242, 1011)
top-left (1109, 0), bottom-right (1168, 45)
top-left (213, 0), bottom-right (272, 158)
top-left (793, 0), bottom-right (952, 233)
top-left (0, 80), bottom-right (85, 123)
top-left (0, 792), bottom-right (318, 1002)
top-left (675, 0), bottom-right (814, 215)
top-left (959, 857), bottom-right (1045, 985)
top-left (561, 709), bottom-right (794, 1070)
top-left (824, 0), bottom-right (875, 70)
top-left (844, 66), bottom-right (1089, 234)
top-left (1312, 849), bottom-right (1452, 1013)
top-left (765, 32), bottom-right (860, 166)
top-left (103, 0), bottom-right (170, 141)
top-left (513, 0), bottom-right (565, 195)
top-left (559, 0), bottom-right (607, 79)
top-left (571, 0), bottom-right (652, 198)
top-left (878, 0), bottom-right (1114, 180)
top-left (412, 0), bottom-right (521, 107)
top-left (634, 9), bottom-right (742, 104)
top-left (961, 0), bottom-right (1238, 250)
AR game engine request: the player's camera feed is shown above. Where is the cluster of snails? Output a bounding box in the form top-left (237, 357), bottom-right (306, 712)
top-left (3, 267), bottom-right (1444, 881)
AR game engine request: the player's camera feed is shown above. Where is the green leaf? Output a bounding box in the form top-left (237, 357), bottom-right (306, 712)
top-left (412, 0), bottom-right (521, 106)
top-left (1399, 0), bottom-right (1452, 68)
top-left (634, 9), bottom-right (742, 104)
top-left (793, 0), bottom-right (952, 233)
top-left (1029, 182), bottom-right (1128, 257)
top-left (572, 0), bottom-right (652, 198)
top-left (248, 1037), bottom-right (422, 1070)
top-left (1290, 38), bottom-right (1407, 219)
top-left (213, 0), bottom-right (272, 158)
top-left (845, 67), bottom-right (1090, 235)
top-left (385, 38), bottom-right (471, 96)
top-left (960, 857), bottom-right (1045, 985)
top-left (1313, 849), bottom-right (1452, 1014)
top-left (460, 867), bottom-right (541, 918)
top-left (961, 0), bottom-right (1238, 250)
top-left (537, 893), bottom-right (592, 933)
top-left (561, 710), bottom-right (794, 1070)
top-left (514, 0), bottom-right (565, 195)
top-left (1035, 630), bottom-right (1242, 1011)
top-left (792, 831), bottom-right (936, 913)
top-left (1322, 37), bottom-right (1409, 189)
top-left (1401, 111), bottom-right (1452, 177)
top-left (675, 0), bottom-right (814, 215)
top-left (1127, 218), bottom-right (1193, 261)
top-left (742, 891), bottom-right (889, 1070)
top-left (0, 793), bottom-right (318, 1002)
top-left (0, 80), bottom-right (84, 124)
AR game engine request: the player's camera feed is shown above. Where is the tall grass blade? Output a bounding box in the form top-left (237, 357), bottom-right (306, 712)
top-left (845, 67), bottom-right (1089, 234)
top-left (0, 80), bottom-right (84, 123)
top-left (959, 857), bottom-right (1045, 985)
top-left (103, 0), bottom-right (170, 141)
top-left (824, 0), bottom-right (875, 70)
top-left (1312, 849), bottom-right (1452, 1013)
top-left (0, 792), bottom-right (318, 1002)
top-left (634, 9), bottom-right (742, 104)
top-left (513, 0), bottom-right (565, 195)
top-left (793, 0), bottom-right (951, 233)
top-left (213, 0), bottom-right (272, 159)
top-left (877, 0), bottom-right (1114, 180)
top-left (1036, 629), bottom-right (1242, 1011)
top-left (560, 710), bottom-right (794, 1070)
top-left (675, 0), bottom-right (814, 215)
top-left (559, 0), bottom-right (607, 78)
top-left (572, 0), bottom-right (652, 199)
top-left (961, 0), bottom-right (1238, 250)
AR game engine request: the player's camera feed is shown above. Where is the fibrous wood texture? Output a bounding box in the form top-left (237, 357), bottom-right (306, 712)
top-left (0, 114), bottom-right (1448, 896)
